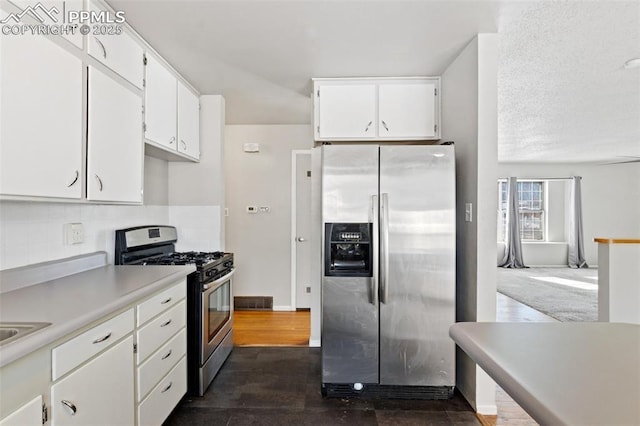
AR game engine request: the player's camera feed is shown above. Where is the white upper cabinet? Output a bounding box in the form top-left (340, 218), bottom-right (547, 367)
top-left (177, 81), bottom-right (200, 159)
top-left (8, 0), bottom-right (83, 48)
top-left (87, 66), bottom-right (143, 203)
top-left (144, 55), bottom-right (177, 150)
top-left (378, 82), bottom-right (437, 139)
top-left (0, 27), bottom-right (82, 199)
top-left (313, 77), bottom-right (440, 141)
top-left (317, 84), bottom-right (377, 140)
top-left (145, 55), bottom-right (200, 161)
top-left (87, 0), bottom-right (143, 88)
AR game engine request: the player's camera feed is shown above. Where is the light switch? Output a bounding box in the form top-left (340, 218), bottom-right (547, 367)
top-left (246, 206), bottom-right (258, 214)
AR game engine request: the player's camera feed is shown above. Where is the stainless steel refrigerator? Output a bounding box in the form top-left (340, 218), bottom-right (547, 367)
top-left (321, 144), bottom-right (456, 398)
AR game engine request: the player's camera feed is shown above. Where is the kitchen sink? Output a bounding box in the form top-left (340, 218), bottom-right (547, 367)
top-left (0, 322), bottom-right (51, 346)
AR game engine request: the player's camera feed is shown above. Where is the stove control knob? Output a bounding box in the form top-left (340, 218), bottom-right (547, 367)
top-left (224, 261), bottom-right (232, 268)
top-left (206, 269), bottom-right (218, 278)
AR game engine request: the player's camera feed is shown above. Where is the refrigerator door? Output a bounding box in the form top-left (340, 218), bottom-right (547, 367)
top-left (321, 145), bottom-right (380, 384)
top-left (379, 145), bottom-right (456, 386)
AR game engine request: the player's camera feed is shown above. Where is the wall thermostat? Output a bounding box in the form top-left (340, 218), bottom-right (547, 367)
top-left (243, 143), bottom-right (260, 153)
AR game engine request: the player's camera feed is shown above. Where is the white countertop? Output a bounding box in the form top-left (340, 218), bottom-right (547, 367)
top-left (450, 322), bottom-right (640, 426)
top-left (0, 264), bottom-right (195, 368)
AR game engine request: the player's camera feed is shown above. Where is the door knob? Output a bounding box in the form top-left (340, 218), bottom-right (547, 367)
top-left (297, 237), bottom-right (306, 242)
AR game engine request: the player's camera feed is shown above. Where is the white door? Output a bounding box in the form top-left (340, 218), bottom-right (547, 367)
top-left (317, 84), bottom-right (376, 139)
top-left (0, 395), bottom-right (42, 426)
top-left (87, 66), bottom-right (143, 203)
top-left (0, 26), bottom-right (82, 199)
top-left (177, 81), bottom-right (200, 159)
top-left (145, 55), bottom-right (177, 149)
top-left (294, 153), bottom-right (312, 309)
top-left (88, 0), bottom-right (144, 89)
top-left (50, 337), bottom-right (134, 426)
top-left (378, 82), bottom-right (436, 139)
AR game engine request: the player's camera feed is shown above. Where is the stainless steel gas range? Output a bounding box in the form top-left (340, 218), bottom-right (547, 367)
top-left (115, 225), bottom-right (234, 396)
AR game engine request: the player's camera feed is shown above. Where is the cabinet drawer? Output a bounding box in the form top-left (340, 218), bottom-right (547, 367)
top-left (136, 301), bottom-right (186, 364)
top-left (52, 309), bottom-right (134, 381)
top-left (137, 328), bottom-right (186, 401)
top-left (137, 279), bottom-right (186, 326)
top-left (137, 356), bottom-right (187, 426)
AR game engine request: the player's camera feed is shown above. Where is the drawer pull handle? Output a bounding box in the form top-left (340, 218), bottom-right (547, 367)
top-left (92, 332), bottom-right (112, 344)
top-left (61, 400), bottom-right (77, 415)
top-left (161, 349), bottom-right (172, 360)
top-left (161, 297), bottom-right (172, 305)
top-left (160, 319), bottom-right (172, 327)
top-left (161, 382), bottom-right (173, 393)
top-left (364, 121), bottom-right (373, 132)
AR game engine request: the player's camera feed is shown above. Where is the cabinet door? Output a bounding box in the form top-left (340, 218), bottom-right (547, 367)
top-left (88, 0), bottom-right (144, 89)
top-left (87, 66), bottom-right (143, 203)
top-left (177, 81), bottom-right (200, 159)
top-left (317, 84), bottom-right (376, 139)
top-left (145, 55), bottom-right (177, 149)
top-left (378, 82), bottom-right (436, 139)
top-left (0, 395), bottom-right (42, 426)
top-left (8, 0), bottom-right (83, 48)
top-left (0, 27), bottom-right (82, 199)
top-left (50, 337), bottom-right (134, 426)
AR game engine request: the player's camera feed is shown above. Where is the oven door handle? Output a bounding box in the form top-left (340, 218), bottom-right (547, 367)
top-left (202, 268), bottom-right (235, 293)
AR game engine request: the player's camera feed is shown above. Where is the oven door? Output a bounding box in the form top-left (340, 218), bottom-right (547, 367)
top-left (201, 269), bottom-right (234, 364)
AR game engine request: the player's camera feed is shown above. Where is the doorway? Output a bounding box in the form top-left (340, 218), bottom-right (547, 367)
top-left (291, 150), bottom-right (312, 310)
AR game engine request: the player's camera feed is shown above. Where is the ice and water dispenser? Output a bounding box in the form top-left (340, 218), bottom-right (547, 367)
top-left (324, 223), bottom-right (373, 277)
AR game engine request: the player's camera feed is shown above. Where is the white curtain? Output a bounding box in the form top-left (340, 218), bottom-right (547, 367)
top-left (568, 176), bottom-right (589, 268)
top-left (499, 177), bottom-right (527, 268)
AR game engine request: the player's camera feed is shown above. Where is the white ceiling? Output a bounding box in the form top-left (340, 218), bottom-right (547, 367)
top-left (109, 0), bottom-right (640, 163)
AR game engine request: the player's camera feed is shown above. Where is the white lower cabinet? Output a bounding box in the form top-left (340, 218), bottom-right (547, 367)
top-left (135, 280), bottom-right (187, 425)
top-left (50, 336), bottom-right (134, 426)
top-left (137, 357), bottom-right (187, 426)
top-left (0, 395), bottom-right (42, 426)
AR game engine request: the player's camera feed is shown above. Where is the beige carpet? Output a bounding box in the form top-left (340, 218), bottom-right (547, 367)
top-left (497, 267), bottom-right (598, 322)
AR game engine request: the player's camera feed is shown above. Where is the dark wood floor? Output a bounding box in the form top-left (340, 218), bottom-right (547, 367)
top-left (165, 346), bottom-right (480, 425)
top-left (167, 292), bottom-right (551, 425)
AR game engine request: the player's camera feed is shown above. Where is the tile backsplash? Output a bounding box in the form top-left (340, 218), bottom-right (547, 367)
top-left (0, 202), bottom-right (169, 270)
top-left (0, 202), bottom-right (224, 271)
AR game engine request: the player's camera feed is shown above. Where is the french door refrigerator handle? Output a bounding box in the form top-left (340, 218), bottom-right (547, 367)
top-left (370, 194), bottom-right (379, 305)
top-left (380, 192), bottom-right (389, 304)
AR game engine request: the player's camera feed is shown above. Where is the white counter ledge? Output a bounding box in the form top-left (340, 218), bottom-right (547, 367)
top-left (0, 257), bottom-right (195, 368)
top-left (449, 322), bottom-right (640, 426)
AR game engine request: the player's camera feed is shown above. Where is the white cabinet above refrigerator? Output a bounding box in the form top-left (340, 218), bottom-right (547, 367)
top-left (313, 77), bottom-right (440, 142)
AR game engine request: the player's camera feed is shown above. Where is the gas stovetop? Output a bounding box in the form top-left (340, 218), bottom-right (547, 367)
top-left (140, 251), bottom-right (227, 267)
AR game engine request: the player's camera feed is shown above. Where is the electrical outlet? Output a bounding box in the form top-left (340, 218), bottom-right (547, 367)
top-left (64, 223), bottom-right (84, 245)
top-left (259, 206), bottom-right (270, 213)
top-left (246, 206), bottom-right (257, 214)
top-left (306, 286), bottom-right (311, 294)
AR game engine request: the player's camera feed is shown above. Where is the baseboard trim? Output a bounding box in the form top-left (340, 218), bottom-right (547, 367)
top-left (476, 404), bottom-right (498, 415)
top-left (309, 338), bottom-right (321, 347)
top-left (272, 305), bottom-right (294, 311)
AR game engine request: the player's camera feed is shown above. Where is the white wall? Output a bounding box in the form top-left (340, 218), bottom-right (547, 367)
top-left (168, 95), bottom-right (226, 251)
top-left (497, 162), bottom-right (640, 266)
top-left (224, 125), bottom-right (313, 309)
top-left (441, 34), bottom-right (498, 415)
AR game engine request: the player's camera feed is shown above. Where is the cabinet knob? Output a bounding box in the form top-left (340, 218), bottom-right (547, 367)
top-left (92, 332), bottom-right (112, 344)
top-left (61, 400), bottom-right (77, 416)
top-left (169, 136), bottom-right (175, 145)
top-left (94, 174), bottom-right (103, 192)
top-left (161, 382), bottom-right (173, 393)
top-left (67, 170), bottom-right (79, 188)
top-left (94, 37), bottom-right (107, 59)
top-left (180, 139), bottom-right (187, 150)
top-left (364, 121), bottom-right (373, 132)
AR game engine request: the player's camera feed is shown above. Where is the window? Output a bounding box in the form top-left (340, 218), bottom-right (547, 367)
top-left (498, 180), bottom-right (545, 241)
